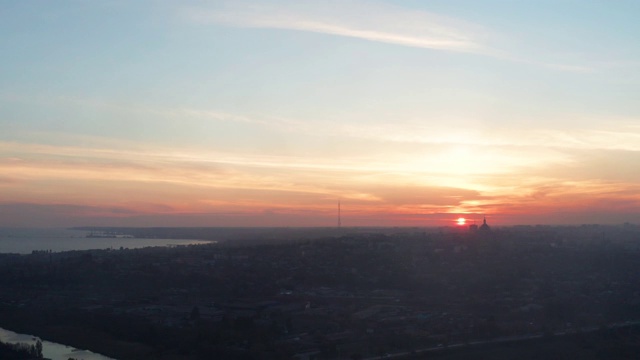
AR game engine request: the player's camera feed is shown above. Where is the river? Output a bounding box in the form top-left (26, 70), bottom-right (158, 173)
top-left (0, 326), bottom-right (115, 360)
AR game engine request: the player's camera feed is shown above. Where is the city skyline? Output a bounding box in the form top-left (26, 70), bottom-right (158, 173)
top-left (1, 1), bottom-right (640, 227)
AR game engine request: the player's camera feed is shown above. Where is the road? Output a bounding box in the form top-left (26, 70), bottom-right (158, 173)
top-left (363, 320), bottom-right (640, 359)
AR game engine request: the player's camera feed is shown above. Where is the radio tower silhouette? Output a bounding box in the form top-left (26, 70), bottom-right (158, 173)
top-left (338, 200), bottom-right (341, 228)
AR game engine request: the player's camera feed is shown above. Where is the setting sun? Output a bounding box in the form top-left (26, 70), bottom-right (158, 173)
top-left (456, 217), bottom-right (466, 226)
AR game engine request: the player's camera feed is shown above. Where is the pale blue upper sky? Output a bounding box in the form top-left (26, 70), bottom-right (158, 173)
top-left (1, 1), bottom-right (640, 226)
top-left (3, 1), bottom-right (639, 138)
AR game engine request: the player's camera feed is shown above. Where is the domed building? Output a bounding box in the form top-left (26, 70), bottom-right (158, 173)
top-left (479, 216), bottom-right (491, 232)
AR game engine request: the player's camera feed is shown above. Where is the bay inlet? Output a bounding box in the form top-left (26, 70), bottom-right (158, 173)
top-left (0, 228), bottom-right (211, 254)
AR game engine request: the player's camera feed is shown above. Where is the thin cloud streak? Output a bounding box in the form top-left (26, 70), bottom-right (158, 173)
top-left (17, 94), bottom-right (639, 153)
top-left (183, 0), bottom-right (487, 54)
top-left (181, 1), bottom-right (593, 72)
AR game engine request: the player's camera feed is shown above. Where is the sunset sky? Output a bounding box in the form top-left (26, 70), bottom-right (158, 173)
top-left (2, 1), bottom-right (640, 227)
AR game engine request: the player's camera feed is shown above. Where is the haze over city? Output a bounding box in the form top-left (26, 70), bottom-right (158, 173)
top-left (2, 1), bottom-right (640, 227)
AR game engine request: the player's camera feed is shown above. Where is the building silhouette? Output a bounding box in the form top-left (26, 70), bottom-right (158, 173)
top-left (469, 217), bottom-right (491, 232)
top-left (479, 216), bottom-right (491, 232)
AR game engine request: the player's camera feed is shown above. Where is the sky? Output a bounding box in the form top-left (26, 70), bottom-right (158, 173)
top-left (1, 0), bottom-right (640, 227)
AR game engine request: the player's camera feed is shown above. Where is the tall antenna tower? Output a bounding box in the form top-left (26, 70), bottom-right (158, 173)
top-left (338, 200), bottom-right (342, 228)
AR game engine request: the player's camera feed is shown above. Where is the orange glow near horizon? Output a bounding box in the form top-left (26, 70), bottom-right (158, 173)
top-left (2, 140), bottom-right (640, 227)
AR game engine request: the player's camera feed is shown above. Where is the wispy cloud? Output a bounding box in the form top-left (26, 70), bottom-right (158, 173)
top-left (183, 0), bottom-right (488, 54)
top-left (180, 1), bottom-right (595, 72)
top-left (12, 92), bottom-right (640, 152)
top-left (3, 136), bottom-right (640, 226)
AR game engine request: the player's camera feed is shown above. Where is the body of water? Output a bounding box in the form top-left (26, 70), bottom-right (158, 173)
top-left (0, 228), bottom-right (211, 254)
top-left (0, 326), bottom-right (115, 360)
